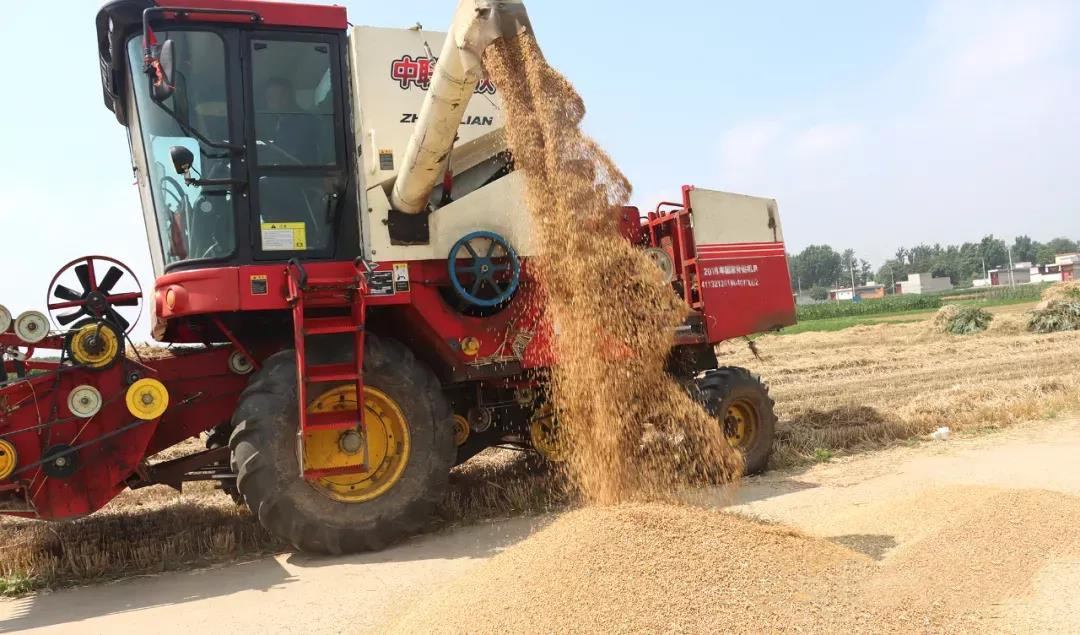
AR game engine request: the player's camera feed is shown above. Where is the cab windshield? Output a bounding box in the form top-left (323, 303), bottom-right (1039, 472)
top-left (127, 31), bottom-right (235, 266)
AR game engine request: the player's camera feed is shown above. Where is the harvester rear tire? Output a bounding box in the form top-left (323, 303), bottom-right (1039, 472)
top-left (694, 367), bottom-right (776, 475)
top-left (228, 335), bottom-right (455, 554)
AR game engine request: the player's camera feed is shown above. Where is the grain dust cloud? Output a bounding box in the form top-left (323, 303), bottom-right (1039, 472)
top-left (484, 34), bottom-right (742, 503)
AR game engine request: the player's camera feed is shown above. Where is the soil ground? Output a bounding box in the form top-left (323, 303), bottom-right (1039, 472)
top-left (2, 414), bottom-right (1078, 634)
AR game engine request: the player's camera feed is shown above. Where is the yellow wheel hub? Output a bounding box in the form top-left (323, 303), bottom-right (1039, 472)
top-left (724, 400), bottom-right (758, 450)
top-left (529, 403), bottom-right (567, 462)
top-left (304, 385), bottom-right (410, 503)
top-left (452, 414), bottom-right (470, 446)
top-left (125, 378), bottom-right (169, 420)
top-left (69, 323), bottom-right (120, 369)
top-left (0, 440), bottom-right (17, 480)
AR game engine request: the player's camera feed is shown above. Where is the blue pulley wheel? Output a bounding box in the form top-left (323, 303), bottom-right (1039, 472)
top-left (448, 231), bottom-right (521, 307)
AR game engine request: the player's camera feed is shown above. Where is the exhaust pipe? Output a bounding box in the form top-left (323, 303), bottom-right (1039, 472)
top-left (390, 0), bottom-right (531, 215)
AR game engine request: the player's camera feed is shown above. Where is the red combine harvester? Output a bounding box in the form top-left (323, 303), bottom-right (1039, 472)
top-left (0, 0), bottom-right (795, 552)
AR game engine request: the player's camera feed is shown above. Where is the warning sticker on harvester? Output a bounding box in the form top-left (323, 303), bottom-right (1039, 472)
top-left (393, 263), bottom-right (410, 292)
top-left (367, 270), bottom-right (394, 296)
top-left (379, 149), bottom-right (394, 171)
top-left (249, 274), bottom-right (268, 296)
top-left (261, 222), bottom-right (306, 251)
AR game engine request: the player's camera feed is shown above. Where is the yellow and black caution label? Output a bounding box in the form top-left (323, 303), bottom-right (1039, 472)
top-left (393, 263), bottom-right (410, 292)
top-left (379, 148), bottom-right (394, 171)
top-left (261, 222), bottom-right (306, 251)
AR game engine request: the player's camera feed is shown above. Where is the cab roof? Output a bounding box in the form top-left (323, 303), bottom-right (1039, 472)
top-left (96, 0), bottom-right (348, 124)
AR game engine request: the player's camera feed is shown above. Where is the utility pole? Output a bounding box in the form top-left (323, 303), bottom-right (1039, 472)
top-left (1008, 245), bottom-right (1015, 287)
top-left (849, 257), bottom-right (857, 302)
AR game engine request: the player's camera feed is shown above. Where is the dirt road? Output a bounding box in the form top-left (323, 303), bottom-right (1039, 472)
top-left (3, 415), bottom-right (1078, 634)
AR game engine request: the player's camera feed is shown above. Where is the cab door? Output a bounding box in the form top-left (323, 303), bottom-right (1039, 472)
top-left (242, 32), bottom-right (359, 261)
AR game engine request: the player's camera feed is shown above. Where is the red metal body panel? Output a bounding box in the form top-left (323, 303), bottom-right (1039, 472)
top-left (642, 187), bottom-right (796, 342)
top-left (158, 0), bottom-right (347, 30)
top-left (696, 242), bottom-right (796, 341)
top-left (155, 260), bottom-right (553, 379)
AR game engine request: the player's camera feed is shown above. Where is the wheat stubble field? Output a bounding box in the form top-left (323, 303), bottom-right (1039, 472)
top-left (720, 307), bottom-right (1080, 466)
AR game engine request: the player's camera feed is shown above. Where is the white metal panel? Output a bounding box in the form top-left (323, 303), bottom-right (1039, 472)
top-left (367, 170), bottom-right (534, 262)
top-left (348, 25), bottom-right (505, 189)
top-left (688, 188), bottom-right (783, 246)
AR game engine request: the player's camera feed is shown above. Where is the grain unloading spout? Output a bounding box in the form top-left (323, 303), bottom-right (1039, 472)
top-left (389, 0), bottom-right (531, 215)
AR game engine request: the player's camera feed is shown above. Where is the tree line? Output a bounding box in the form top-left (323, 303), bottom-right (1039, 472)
top-left (788, 235), bottom-right (1080, 300)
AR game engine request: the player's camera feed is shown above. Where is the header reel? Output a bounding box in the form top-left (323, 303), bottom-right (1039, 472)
top-left (46, 256), bottom-right (143, 335)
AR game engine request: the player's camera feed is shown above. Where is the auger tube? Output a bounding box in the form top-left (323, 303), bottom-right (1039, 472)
top-left (389, 0), bottom-right (531, 215)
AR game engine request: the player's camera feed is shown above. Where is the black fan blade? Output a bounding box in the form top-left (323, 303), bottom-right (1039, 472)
top-left (109, 294), bottom-right (140, 307)
top-left (98, 266), bottom-right (124, 294)
top-left (53, 284), bottom-right (84, 302)
top-left (57, 310), bottom-right (87, 326)
top-left (105, 308), bottom-right (130, 333)
top-left (74, 263), bottom-right (91, 293)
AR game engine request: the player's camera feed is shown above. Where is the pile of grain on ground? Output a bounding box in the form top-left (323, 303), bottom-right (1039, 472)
top-left (484, 34), bottom-right (741, 502)
top-left (395, 489), bottom-right (1080, 633)
top-left (718, 315), bottom-right (1080, 465)
top-left (392, 503), bottom-right (875, 634)
top-left (858, 488), bottom-right (1080, 629)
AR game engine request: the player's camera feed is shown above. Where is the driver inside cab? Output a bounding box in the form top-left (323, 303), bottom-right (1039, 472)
top-left (257, 77), bottom-right (322, 165)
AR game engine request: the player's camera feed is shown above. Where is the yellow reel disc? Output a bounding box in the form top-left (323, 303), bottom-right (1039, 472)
top-left (68, 322), bottom-right (121, 369)
top-left (452, 414), bottom-right (470, 446)
top-left (126, 378), bottom-right (169, 420)
top-left (0, 440), bottom-right (17, 480)
top-left (529, 403), bottom-right (567, 462)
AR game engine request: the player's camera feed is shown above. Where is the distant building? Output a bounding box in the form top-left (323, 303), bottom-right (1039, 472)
top-left (828, 283), bottom-right (885, 301)
top-left (1054, 253), bottom-right (1078, 281)
top-left (793, 292), bottom-right (825, 305)
top-left (898, 272), bottom-right (953, 295)
top-left (1029, 255), bottom-right (1077, 283)
top-left (988, 265), bottom-right (1031, 286)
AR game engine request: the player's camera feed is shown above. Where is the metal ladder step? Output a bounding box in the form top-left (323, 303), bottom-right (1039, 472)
top-left (303, 316), bottom-right (364, 336)
top-left (307, 362), bottom-right (360, 383)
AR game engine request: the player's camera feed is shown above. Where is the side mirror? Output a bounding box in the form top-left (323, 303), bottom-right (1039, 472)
top-left (170, 145), bottom-right (195, 176)
top-left (150, 39), bottom-right (176, 102)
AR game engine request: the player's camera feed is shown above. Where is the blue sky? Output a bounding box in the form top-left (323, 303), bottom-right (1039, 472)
top-left (1, 0), bottom-right (1077, 341)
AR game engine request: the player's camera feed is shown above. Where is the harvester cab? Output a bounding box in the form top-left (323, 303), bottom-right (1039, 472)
top-left (0, 0), bottom-right (796, 553)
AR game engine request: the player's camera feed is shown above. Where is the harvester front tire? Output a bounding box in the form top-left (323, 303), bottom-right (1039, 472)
top-left (229, 335), bottom-right (455, 554)
top-left (694, 367), bottom-right (776, 475)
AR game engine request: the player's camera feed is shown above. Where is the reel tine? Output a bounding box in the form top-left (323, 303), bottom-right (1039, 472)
top-left (53, 284), bottom-right (83, 301)
top-left (98, 266), bottom-right (124, 294)
top-left (57, 310), bottom-right (86, 326)
top-left (74, 264), bottom-right (91, 292)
